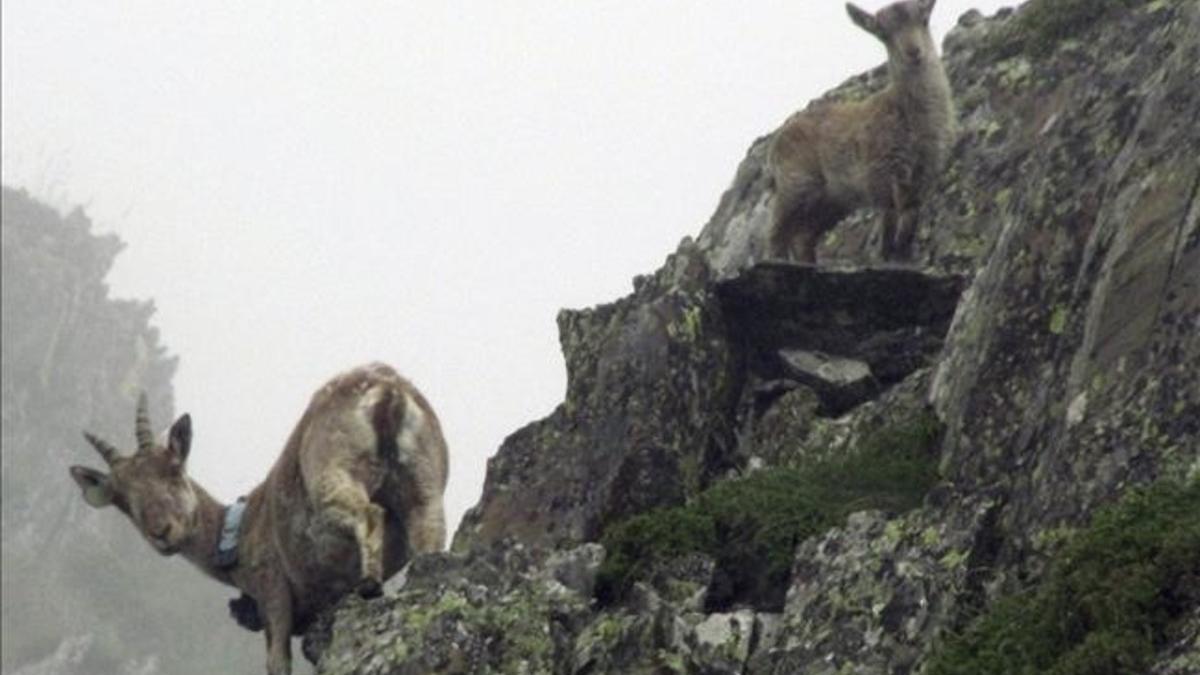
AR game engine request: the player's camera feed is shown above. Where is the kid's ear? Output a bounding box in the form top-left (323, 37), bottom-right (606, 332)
top-left (167, 413), bottom-right (192, 463)
top-left (846, 3), bottom-right (883, 39)
top-left (70, 465), bottom-right (115, 508)
top-left (917, 0), bottom-right (937, 20)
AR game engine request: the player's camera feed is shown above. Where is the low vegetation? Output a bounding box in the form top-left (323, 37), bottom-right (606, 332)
top-left (596, 413), bottom-right (943, 610)
top-left (925, 478), bottom-right (1200, 675)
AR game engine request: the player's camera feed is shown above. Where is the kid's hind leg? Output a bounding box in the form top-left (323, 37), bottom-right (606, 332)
top-left (770, 196), bottom-right (825, 262)
top-left (771, 179), bottom-right (841, 265)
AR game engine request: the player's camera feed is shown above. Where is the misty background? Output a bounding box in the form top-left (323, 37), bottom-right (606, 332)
top-left (2, 1), bottom-right (1012, 673)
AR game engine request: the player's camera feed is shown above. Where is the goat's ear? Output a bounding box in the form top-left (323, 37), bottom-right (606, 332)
top-left (846, 3), bottom-right (883, 38)
top-left (70, 466), bottom-right (115, 508)
top-left (167, 414), bottom-right (192, 464)
top-left (917, 0), bottom-right (937, 21)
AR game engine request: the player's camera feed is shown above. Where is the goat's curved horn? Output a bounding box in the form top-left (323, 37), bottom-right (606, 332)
top-left (135, 392), bottom-right (155, 452)
top-left (84, 432), bottom-right (120, 465)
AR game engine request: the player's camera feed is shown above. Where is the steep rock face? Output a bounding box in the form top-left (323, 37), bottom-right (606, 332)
top-left (931, 0), bottom-right (1200, 537)
top-left (312, 1), bottom-right (1199, 673)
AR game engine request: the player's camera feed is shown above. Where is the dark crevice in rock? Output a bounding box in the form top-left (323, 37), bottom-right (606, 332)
top-left (717, 263), bottom-right (966, 419)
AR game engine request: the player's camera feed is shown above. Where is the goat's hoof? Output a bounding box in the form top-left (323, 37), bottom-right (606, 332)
top-left (228, 594), bottom-right (265, 632)
top-left (356, 578), bottom-right (383, 599)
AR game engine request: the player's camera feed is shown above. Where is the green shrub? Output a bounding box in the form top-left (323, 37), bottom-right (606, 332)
top-left (925, 478), bottom-right (1200, 675)
top-left (596, 413), bottom-right (943, 610)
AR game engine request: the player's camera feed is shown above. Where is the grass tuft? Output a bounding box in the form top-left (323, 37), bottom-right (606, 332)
top-left (925, 478), bottom-right (1200, 675)
top-left (596, 413), bottom-right (943, 610)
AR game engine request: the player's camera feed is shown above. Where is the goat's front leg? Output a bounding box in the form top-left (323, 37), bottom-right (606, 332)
top-left (879, 209), bottom-right (899, 261)
top-left (768, 198), bottom-right (799, 262)
top-left (882, 175), bottom-right (922, 262)
top-left (261, 591), bottom-right (293, 675)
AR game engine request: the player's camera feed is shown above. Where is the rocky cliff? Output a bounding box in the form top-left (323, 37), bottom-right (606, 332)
top-left (307, 1), bottom-right (1199, 673)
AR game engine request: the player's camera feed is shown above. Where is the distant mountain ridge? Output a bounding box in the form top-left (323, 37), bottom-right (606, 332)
top-left (1, 187), bottom-right (261, 675)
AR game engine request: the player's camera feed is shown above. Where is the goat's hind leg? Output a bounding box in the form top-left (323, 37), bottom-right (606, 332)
top-left (379, 468), bottom-right (447, 563)
top-left (315, 473), bottom-right (386, 598)
top-left (771, 177), bottom-right (836, 265)
top-left (405, 497), bottom-right (446, 555)
top-left (770, 189), bottom-right (824, 263)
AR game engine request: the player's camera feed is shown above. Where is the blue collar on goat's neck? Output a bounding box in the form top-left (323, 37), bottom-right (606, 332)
top-left (215, 497), bottom-right (247, 569)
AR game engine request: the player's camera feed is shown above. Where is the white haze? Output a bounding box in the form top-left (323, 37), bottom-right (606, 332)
top-left (2, 0), bottom-right (1014, 539)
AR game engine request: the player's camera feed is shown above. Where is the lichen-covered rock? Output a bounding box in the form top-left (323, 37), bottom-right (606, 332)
top-left (1150, 608), bottom-right (1200, 675)
top-left (306, 545), bottom-right (595, 674)
top-left (747, 495), bottom-right (1002, 674)
top-left (573, 584), bottom-right (779, 675)
top-left (743, 385), bottom-right (821, 468)
top-left (777, 350), bottom-right (877, 415)
top-left (758, 368), bottom-right (934, 471)
top-left (929, 0), bottom-right (1200, 554)
top-left (310, 544), bottom-right (784, 675)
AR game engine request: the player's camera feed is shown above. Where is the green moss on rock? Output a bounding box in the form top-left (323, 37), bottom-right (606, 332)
top-left (926, 478), bottom-right (1200, 675)
top-left (596, 413), bottom-right (943, 610)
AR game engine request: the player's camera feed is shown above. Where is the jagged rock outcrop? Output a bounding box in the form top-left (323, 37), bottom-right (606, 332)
top-left (309, 1), bottom-right (1200, 673)
top-left (454, 243), bottom-right (744, 550)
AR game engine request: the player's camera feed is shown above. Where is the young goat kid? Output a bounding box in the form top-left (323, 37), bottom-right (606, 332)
top-left (768, 0), bottom-right (955, 263)
top-left (69, 363), bottom-right (449, 675)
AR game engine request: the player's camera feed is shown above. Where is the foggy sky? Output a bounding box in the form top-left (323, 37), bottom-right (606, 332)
top-left (2, 0), bottom-right (1014, 537)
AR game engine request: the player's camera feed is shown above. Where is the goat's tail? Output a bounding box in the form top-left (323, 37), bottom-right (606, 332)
top-left (371, 386), bottom-right (407, 461)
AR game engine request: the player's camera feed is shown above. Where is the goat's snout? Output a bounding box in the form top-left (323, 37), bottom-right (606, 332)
top-left (142, 505), bottom-right (181, 552)
top-left (905, 45), bottom-right (923, 64)
top-left (149, 522), bottom-right (176, 550)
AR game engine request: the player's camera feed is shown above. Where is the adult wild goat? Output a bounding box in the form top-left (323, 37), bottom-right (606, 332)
top-left (69, 363), bottom-right (449, 675)
top-left (768, 0), bottom-right (956, 264)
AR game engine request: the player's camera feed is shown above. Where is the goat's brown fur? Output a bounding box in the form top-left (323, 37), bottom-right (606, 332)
top-left (768, 0), bottom-right (955, 263)
top-left (69, 363), bottom-right (449, 675)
